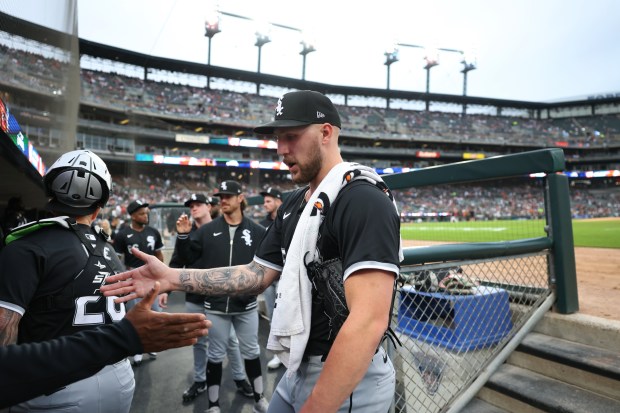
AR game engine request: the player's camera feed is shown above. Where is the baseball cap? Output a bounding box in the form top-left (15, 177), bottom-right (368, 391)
top-left (253, 90), bottom-right (341, 135)
top-left (184, 193), bottom-right (208, 207)
top-left (127, 199), bottom-right (149, 215)
top-left (214, 180), bottom-right (242, 197)
top-left (260, 187), bottom-right (282, 199)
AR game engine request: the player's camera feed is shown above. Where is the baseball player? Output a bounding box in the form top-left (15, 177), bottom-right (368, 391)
top-left (259, 187), bottom-right (284, 370)
top-left (114, 199), bottom-right (166, 365)
top-left (102, 90), bottom-right (402, 413)
top-left (0, 149), bottom-right (135, 412)
top-left (175, 181), bottom-right (268, 413)
top-left (0, 282), bottom-right (210, 408)
top-left (170, 193), bottom-right (253, 402)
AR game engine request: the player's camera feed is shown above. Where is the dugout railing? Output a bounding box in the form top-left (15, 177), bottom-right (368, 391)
top-left (379, 148), bottom-right (577, 413)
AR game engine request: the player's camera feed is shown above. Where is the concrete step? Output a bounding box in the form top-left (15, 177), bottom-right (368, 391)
top-left (460, 397), bottom-right (512, 413)
top-left (509, 332), bottom-right (620, 401)
top-left (483, 364), bottom-right (620, 413)
top-left (468, 313), bottom-right (620, 413)
top-left (532, 313), bottom-right (620, 353)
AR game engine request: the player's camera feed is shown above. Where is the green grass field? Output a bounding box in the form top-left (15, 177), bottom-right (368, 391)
top-left (401, 218), bottom-right (620, 249)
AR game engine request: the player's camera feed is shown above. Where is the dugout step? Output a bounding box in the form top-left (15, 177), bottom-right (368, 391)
top-left (460, 397), bottom-right (511, 413)
top-left (519, 332), bottom-right (620, 382)
top-left (397, 285), bottom-right (513, 351)
top-left (509, 332), bottom-right (620, 401)
top-left (484, 364), bottom-right (620, 413)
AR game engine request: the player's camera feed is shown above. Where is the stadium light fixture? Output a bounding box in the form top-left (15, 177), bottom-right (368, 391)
top-left (423, 48), bottom-right (439, 111)
top-left (254, 27), bottom-right (272, 94)
top-left (218, 10), bottom-right (303, 92)
top-left (300, 40), bottom-right (316, 81)
top-left (384, 46), bottom-right (399, 109)
top-left (254, 30), bottom-right (271, 73)
top-left (204, 11), bottom-right (221, 90)
top-left (460, 51), bottom-right (477, 114)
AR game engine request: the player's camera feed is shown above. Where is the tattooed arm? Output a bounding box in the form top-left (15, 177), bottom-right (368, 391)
top-left (178, 261), bottom-right (277, 296)
top-left (101, 247), bottom-right (280, 302)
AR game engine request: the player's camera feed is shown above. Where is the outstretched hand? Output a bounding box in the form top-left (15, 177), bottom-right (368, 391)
top-left (125, 281), bottom-right (210, 353)
top-left (101, 247), bottom-right (176, 302)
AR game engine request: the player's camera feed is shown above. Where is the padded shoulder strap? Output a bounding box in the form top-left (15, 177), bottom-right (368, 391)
top-left (5, 217), bottom-right (106, 257)
top-left (5, 217), bottom-right (71, 245)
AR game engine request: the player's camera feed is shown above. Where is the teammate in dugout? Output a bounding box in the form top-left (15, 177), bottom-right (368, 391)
top-left (176, 181), bottom-right (268, 412)
top-left (114, 198), bottom-right (167, 365)
top-left (0, 281), bottom-right (210, 408)
top-left (0, 150), bottom-right (135, 412)
top-left (170, 193), bottom-right (253, 403)
top-left (102, 90), bottom-right (403, 413)
top-left (258, 187), bottom-right (284, 371)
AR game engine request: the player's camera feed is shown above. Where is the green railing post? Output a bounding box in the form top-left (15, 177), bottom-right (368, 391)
top-left (547, 173), bottom-right (579, 313)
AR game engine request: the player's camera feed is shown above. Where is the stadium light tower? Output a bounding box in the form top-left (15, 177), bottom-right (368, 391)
top-left (423, 48), bottom-right (439, 111)
top-left (255, 30), bottom-right (271, 94)
top-left (204, 13), bottom-right (221, 90)
top-left (461, 52), bottom-right (477, 114)
top-left (384, 47), bottom-right (399, 109)
top-left (300, 40), bottom-right (316, 81)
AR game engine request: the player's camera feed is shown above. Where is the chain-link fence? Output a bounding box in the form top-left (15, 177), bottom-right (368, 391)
top-left (389, 252), bottom-right (551, 413)
top-left (380, 148), bottom-right (577, 412)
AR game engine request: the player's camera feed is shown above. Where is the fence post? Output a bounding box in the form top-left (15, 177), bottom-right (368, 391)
top-left (546, 173), bottom-right (579, 314)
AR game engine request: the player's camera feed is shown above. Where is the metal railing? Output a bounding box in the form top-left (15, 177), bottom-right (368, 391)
top-left (381, 148), bottom-right (577, 412)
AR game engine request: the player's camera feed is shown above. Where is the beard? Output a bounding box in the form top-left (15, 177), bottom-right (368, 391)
top-left (289, 139), bottom-right (323, 185)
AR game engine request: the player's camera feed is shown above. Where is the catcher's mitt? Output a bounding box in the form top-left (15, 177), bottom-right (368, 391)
top-left (305, 255), bottom-right (349, 341)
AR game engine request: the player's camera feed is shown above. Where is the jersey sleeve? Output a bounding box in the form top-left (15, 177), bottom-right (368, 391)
top-left (254, 207), bottom-right (285, 271)
top-left (0, 241), bottom-right (45, 315)
top-left (173, 227), bottom-right (204, 268)
top-left (329, 182), bottom-right (401, 280)
top-left (0, 318), bottom-right (141, 408)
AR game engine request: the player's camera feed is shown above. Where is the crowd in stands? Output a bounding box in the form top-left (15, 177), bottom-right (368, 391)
top-left (2, 43), bottom-right (620, 151)
top-left (79, 69), bottom-right (620, 148)
top-left (98, 170), bottom-right (619, 233)
top-left (394, 183), bottom-right (618, 221)
top-left (2, 42), bottom-right (619, 225)
top-left (0, 43), bottom-right (66, 95)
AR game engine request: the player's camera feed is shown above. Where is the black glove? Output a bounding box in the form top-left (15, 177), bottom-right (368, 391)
top-left (304, 255), bottom-right (349, 341)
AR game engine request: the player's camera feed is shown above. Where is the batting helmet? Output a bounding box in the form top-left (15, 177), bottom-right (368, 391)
top-left (43, 149), bottom-right (111, 216)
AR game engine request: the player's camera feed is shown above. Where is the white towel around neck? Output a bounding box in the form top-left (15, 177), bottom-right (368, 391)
top-left (267, 162), bottom-right (403, 374)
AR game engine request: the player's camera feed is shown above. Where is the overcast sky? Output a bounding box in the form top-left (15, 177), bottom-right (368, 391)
top-left (2, 0), bottom-right (620, 102)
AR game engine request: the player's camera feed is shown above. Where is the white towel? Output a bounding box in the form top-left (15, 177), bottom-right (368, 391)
top-left (267, 162), bottom-right (403, 374)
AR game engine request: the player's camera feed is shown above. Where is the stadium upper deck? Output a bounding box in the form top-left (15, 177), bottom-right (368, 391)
top-left (2, 42), bottom-right (620, 170)
top-left (1, 12), bottom-right (619, 221)
top-left (1, 15), bottom-right (620, 183)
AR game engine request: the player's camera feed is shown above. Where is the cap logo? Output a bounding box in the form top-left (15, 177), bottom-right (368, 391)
top-left (275, 97), bottom-right (284, 116)
top-left (317, 111), bottom-right (325, 119)
top-left (191, 194), bottom-right (197, 200)
top-left (221, 182), bottom-right (227, 190)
